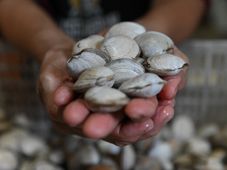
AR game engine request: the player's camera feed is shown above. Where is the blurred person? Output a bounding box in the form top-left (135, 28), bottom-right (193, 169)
top-left (0, 0), bottom-right (207, 145)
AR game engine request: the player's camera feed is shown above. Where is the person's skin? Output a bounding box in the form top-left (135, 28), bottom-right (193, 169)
top-left (0, 0), bottom-right (205, 145)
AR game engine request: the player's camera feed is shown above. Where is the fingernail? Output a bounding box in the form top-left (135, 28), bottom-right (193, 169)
top-left (162, 106), bottom-right (174, 124)
top-left (143, 120), bottom-right (154, 135)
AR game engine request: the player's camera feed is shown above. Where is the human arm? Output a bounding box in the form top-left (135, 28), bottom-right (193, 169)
top-left (137, 0), bottom-right (206, 43)
top-left (0, 0), bottom-right (74, 61)
top-left (0, 0), bottom-right (189, 145)
top-left (0, 0), bottom-right (173, 145)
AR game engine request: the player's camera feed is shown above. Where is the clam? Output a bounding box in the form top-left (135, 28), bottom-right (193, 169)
top-left (72, 35), bottom-right (104, 54)
top-left (73, 66), bottom-right (115, 92)
top-left (84, 86), bottom-right (129, 112)
top-left (134, 57), bottom-right (145, 65)
top-left (119, 73), bottom-right (165, 98)
top-left (67, 49), bottom-right (110, 78)
top-left (107, 58), bottom-right (145, 87)
top-left (100, 35), bottom-right (140, 60)
top-left (135, 31), bottom-right (174, 58)
top-left (144, 53), bottom-right (188, 76)
top-left (105, 22), bottom-right (146, 39)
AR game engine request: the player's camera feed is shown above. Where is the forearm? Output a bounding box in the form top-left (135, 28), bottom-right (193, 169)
top-left (137, 0), bottom-right (206, 43)
top-left (0, 0), bottom-right (74, 62)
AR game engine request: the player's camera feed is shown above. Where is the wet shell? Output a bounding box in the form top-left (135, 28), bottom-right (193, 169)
top-left (72, 35), bottom-right (104, 54)
top-left (105, 22), bottom-right (146, 39)
top-left (73, 66), bottom-right (115, 92)
top-left (134, 57), bottom-right (145, 65)
top-left (84, 86), bottom-right (129, 112)
top-left (119, 73), bottom-right (165, 97)
top-left (135, 31), bottom-right (174, 58)
top-left (67, 49), bottom-right (111, 78)
top-left (100, 35), bottom-right (140, 60)
top-left (107, 58), bottom-right (145, 87)
top-left (144, 53), bottom-right (188, 76)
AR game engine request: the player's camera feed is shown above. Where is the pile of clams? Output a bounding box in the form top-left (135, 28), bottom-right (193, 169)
top-left (67, 22), bottom-right (188, 112)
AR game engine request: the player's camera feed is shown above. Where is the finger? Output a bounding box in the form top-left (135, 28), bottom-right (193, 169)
top-left (54, 82), bottom-right (74, 106)
top-left (63, 99), bottom-right (90, 127)
top-left (83, 112), bottom-right (123, 139)
top-left (120, 119), bottom-right (154, 138)
top-left (159, 99), bottom-right (175, 107)
top-left (104, 118), bottom-right (154, 146)
top-left (177, 68), bottom-right (187, 90)
top-left (158, 73), bottom-right (182, 100)
top-left (142, 105), bottom-right (174, 139)
top-left (125, 97), bottom-right (158, 121)
top-left (173, 47), bottom-right (189, 63)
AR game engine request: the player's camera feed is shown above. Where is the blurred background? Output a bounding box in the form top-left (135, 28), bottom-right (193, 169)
top-left (0, 0), bottom-right (227, 170)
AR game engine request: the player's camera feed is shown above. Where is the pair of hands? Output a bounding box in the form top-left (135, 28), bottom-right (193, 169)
top-left (38, 46), bottom-right (188, 146)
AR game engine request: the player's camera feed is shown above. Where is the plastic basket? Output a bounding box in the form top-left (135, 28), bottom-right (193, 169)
top-left (176, 40), bottom-right (227, 125)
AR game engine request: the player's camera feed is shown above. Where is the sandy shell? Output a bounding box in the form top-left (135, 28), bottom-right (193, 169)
top-left (107, 58), bottom-right (145, 87)
top-left (119, 73), bottom-right (165, 97)
top-left (72, 35), bottom-right (104, 54)
top-left (105, 22), bottom-right (146, 39)
top-left (73, 66), bottom-right (115, 92)
top-left (144, 53), bottom-right (188, 76)
top-left (84, 86), bottom-right (129, 112)
top-left (135, 31), bottom-right (174, 58)
top-left (67, 49), bottom-right (111, 78)
top-left (100, 35), bottom-right (140, 60)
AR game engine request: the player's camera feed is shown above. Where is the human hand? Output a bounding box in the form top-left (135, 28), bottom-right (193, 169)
top-left (38, 46), bottom-right (188, 146)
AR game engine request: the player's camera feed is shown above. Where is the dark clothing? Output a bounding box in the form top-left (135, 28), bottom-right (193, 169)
top-left (35, 0), bottom-right (152, 39)
top-left (36, 0), bottom-right (151, 21)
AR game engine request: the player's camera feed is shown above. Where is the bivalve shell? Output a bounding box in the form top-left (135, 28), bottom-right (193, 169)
top-left (101, 35), bottom-right (140, 60)
top-left (72, 35), bottom-right (104, 54)
top-left (105, 22), bottom-right (146, 39)
top-left (119, 73), bottom-right (165, 97)
top-left (67, 49), bottom-right (111, 78)
top-left (107, 58), bottom-right (145, 87)
top-left (135, 31), bottom-right (174, 58)
top-left (73, 66), bottom-right (115, 92)
top-left (144, 54), bottom-right (188, 76)
top-left (84, 86), bottom-right (129, 112)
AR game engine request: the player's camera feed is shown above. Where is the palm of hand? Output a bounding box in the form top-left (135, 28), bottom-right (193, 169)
top-left (38, 47), bottom-right (187, 146)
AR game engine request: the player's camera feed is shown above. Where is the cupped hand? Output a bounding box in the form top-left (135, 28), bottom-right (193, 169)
top-left (38, 46), bottom-right (188, 146)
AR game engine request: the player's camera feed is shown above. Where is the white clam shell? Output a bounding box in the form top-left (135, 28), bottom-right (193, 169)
top-left (145, 53), bottom-right (188, 76)
top-left (67, 49), bottom-right (110, 78)
top-left (121, 145), bottom-right (136, 170)
top-left (73, 66), bottom-right (115, 92)
top-left (119, 73), bottom-right (165, 97)
top-left (101, 35), bottom-right (140, 60)
top-left (72, 35), bottom-right (104, 54)
top-left (84, 86), bottom-right (129, 112)
top-left (135, 31), bottom-right (174, 58)
top-left (107, 58), bottom-right (145, 87)
top-left (105, 22), bottom-right (146, 39)
top-left (0, 149), bottom-right (18, 170)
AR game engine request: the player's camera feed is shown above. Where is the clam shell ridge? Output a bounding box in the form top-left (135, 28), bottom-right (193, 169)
top-left (107, 58), bottom-right (145, 87)
top-left (73, 66), bottom-right (115, 92)
top-left (67, 49), bottom-right (111, 78)
top-left (105, 22), bottom-right (146, 39)
top-left (101, 35), bottom-right (140, 60)
top-left (119, 73), bottom-right (165, 98)
top-left (135, 31), bottom-right (174, 58)
top-left (144, 53), bottom-right (189, 76)
top-left (84, 86), bottom-right (130, 112)
top-left (72, 35), bottom-right (104, 54)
